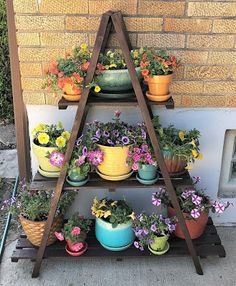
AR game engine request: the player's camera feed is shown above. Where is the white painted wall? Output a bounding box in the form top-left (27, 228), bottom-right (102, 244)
top-left (27, 105), bottom-right (236, 225)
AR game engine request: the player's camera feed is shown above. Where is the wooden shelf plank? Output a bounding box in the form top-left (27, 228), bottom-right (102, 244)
top-left (30, 171), bottom-right (192, 191)
top-left (58, 95), bottom-right (174, 110)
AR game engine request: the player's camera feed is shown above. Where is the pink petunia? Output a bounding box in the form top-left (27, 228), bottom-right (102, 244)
top-left (71, 226), bottom-right (81, 236)
top-left (191, 195), bottom-right (202, 206)
top-left (190, 208), bottom-right (200, 219)
top-left (55, 231), bottom-right (64, 241)
top-left (213, 202), bottom-right (225, 214)
top-left (132, 162), bottom-right (139, 171)
top-left (151, 193), bottom-right (161, 206)
top-left (49, 151), bottom-right (64, 167)
top-left (141, 145), bottom-right (148, 152)
top-left (133, 154), bottom-right (141, 162)
top-left (71, 242), bottom-right (84, 252)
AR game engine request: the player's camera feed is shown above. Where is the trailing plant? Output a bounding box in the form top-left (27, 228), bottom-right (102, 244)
top-left (91, 197), bottom-right (135, 228)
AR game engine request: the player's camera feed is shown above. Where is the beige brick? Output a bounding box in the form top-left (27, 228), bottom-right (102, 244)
top-left (20, 63), bottom-right (42, 77)
top-left (138, 1), bottom-right (185, 16)
top-left (226, 96), bottom-right (236, 107)
top-left (187, 35), bottom-right (234, 49)
top-left (66, 17), bottom-right (100, 31)
top-left (173, 66), bottom-right (185, 80)
top-left (172, 95), bottom-right (182, 107)
top-left (23, 92), bottom-right (45, 105)
top-left (13, 0), bottom-right (38, 13)
top-left (89, 0), bottom-right (137, 15)
top-left (182, 95), bottom-right (226, 108)
top-left (22, 78), bottom-right (44, 91)
top-left (164, 18), bottom-right (212, 33)
top-left (208, 52), bottom-right (236, 65)
top-left (45, 93), bottom-right (61, 105)
top-left (16, 16), bottom-right (64, 31)
top-left (186, 66), bottom-right (230, 80)
top-left (40, 33), bottom-right (88, 47)
top-left (124, 18), bottom-right (162, 32)
top-left (213, 20), bottom-right (236, 34)
top-left (188, 2), bottom-right (236, 17)
top-left (232, 67), bottom-right (236, 80)
top-left (170, 81), bottom-right (204, 94)
top-left (17, 33), bottom-right (40, 46)
top-left (204, 82), bottom-right (236, 95)
top-left (137, 34), bottom-right (185, 48)
top-left (173, 51), bottom-right (208, 64)
top-left (39, 0), bottom-right (88, 14)
top-left (89, 33), bottom-right (137, 47)
top-left (19, 48), bottom-right (65, 61)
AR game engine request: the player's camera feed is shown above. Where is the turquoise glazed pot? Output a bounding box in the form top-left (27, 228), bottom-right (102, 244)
top-left (138, 164), bottom-right (157, 180)
top-left (68, 170), bottom-right (87, 182)
top-left (95, 218), bottom-right (135, 251)
top-left (96, 67), bottom-right (142, 91)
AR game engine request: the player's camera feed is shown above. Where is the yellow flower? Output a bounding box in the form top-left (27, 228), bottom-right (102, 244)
top-left (191, 149), bottom-right (198, 158)
top-left (32, 123), bottom-right (46, 135)
top-left (129, 212), bottom-right (136, 220)
top-left (37, 133), bottom-right (49, 145)
top-left (185, 164), bottom-right (193, 170)
top-left (179, 131), bottom-right (185, 141)
top-left (109, 64), bottom-right (117, 69)
top-left (105, 65), bottom-right (110, 70)
top-left (93, 197), bottom-right (99, 205)
top-left (133, 50), bottom-right (139, 59)
top-left (94, 85), bottom-right (101, 93)
top-left (91, 206), bottom-right (97, 213)
top-left (197, 153), bottom-right (203, 160)
top-left (56, 136), bottom-right (66, 148)
top-left (96, 210), bottom-right (104, 218)
top-left (80, 43), bottom-right (88, 50)
top-left (57, 121), bottom-right (63, 129)
top-left (62, 131), bottom-right (70, 140)
top-left (98, 199), bottom-right (107, 208)
top-left (189, 140), bottom-right (196, 147)
top-left (111, 201), bottom-right (117, 207)
top-left (104, 210), bottom-right (111, 218)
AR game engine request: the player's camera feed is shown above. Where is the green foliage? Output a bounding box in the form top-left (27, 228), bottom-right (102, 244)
top-left (0, 0), bottom-right (13, 122)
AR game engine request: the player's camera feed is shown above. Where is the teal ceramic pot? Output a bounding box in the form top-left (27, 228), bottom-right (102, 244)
top-left (138, 164), bottom-right (157, 180)
top-left (96, 67), bottom-right (142, 91)
top-left (68, 170), bottom-right (87, 182)
top-left (95, 218), bottom-right (135, 250)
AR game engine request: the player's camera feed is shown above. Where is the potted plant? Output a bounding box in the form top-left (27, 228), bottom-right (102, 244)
top-left (91, 197), bottom-right (135, 251)
top-left (133, 213), bottom-right (176, 255)
top-left (43, 43), bottom-right (101, 101)
top-left (1, 180), bottom-right (76, 246)
top-left (55, 213), bottom-right (92, 256)
top-left (94, 49), bottom-right (142, 98)
top-left (66, 141), bottom-right (103, 187)
top-left (140, 48), bottom-right (179, 102)
top-left (152, 176), bottom-right (231, 239)
top-left (31, 121), bottom-right (70, 177)
top-left (85, 111), bottom-right (135, 180)
top-left (153, 116), bottom-right (202, 175)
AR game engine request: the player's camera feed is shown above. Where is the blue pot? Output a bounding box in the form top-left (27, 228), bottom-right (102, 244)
top-left (138, 164), bottom-right (157, 180)
top-left (68, 170), bottom-right (87, 182)
top-left (95, 218), bottom-right (135, 251)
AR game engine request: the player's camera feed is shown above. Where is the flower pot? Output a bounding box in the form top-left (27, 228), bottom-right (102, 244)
top-left (168, 207), bottom-right (209, 239)
top-left (68, 170), bottom-right (87, 182)
top-left (63, 83), bottom-right (82, 101)
top-left (162, 149), bottom-right (187, 176)
top-left (138, 164), bottom-right (157, 180)
top-left (95, 218), bottom-right (135, 251)
top-left (146, 91), bottom-right (171, 102)
top-left (96, 67), bottom-right (142, 92)
top-left (32, 140), bottom-right (60, 177)
top-left (65, 241), bottom-right (88, 256)
top-left (97, 144), bottom-right (132, 180)
top-left (147, 74), bottom-right (173, 96)
top-left (19, 215), bottom-right (63, 246)
top-left (149, 235), bottom-right (169, 251)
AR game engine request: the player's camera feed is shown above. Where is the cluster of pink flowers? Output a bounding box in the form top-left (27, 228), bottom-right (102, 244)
top-left (87, 150), bottom-right (103, 166)
top-left (49, 151), bottom-right (64, 167)
top-left (128, 145), bottom-right (156, 171)
top-left (55, 226), bottom-right (81, 241)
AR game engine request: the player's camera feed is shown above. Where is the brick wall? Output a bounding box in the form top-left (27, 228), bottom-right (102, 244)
top-left (13, 0), bottom-right (236, 107)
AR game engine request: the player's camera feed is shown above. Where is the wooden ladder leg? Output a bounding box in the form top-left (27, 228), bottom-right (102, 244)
top-left (31, 12), bottom-right (112, 278)
top-left (112, 12), bottom-right (203, 275)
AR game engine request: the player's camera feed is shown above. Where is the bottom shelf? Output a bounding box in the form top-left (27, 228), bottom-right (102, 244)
top-left (11, 218), bottom-right (225, 262)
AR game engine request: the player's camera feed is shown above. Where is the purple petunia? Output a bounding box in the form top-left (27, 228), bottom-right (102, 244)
top-left (113, 130), bottom-right (119, 137)
top-left (91, 137), bottom-right (99, 142)
top-left (134, 241), bottom-right (139, 249)
top-left (82, 146), bottom-right (87, 156)
top-left (190, 208), bottom-right (200, 219)
top-left (141, 129), bottom-right (146, 140)
top-left (191, 194), bottom-right (202, 206)
top-left (95, 129), bottom-right (101, 138)
top-left (150, 224), bottom-right (157, 232)
top-left (107, 139), bottom-right (114, 146)
top-left (121, 136), bottom-right (130, 145)
top-left (103, 131), bottom-right (110, 137)
top-left (151, 193), bottom-right (161, 206)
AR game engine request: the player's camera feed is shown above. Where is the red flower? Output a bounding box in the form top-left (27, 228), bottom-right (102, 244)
top-left (48, 60), bottom-right (59, 75)
top-left (142, 53), bottom-right (147, 60)
top-left (96, 63), bottom-right (105, 70)
top-left (144, 75), bottom-right (150, 82)
top-left (57, 78), bottom-right (65, 89)
top-left (73, 73), bottom-right (83, 83)
top-left (81, 62), bottom-right (90, 71)
top-left (141, 69), bottom-right (149, 76)
top-left (58, 72), bottom-right (64, 77)
top-left (71, 227), bottom-right (81, 236)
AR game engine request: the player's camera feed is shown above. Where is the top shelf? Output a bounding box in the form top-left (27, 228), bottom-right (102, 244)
top-left (58, 95), bottom-right (174, 110)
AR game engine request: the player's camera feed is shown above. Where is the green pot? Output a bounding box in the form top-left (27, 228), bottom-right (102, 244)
top-left (149, 235), bottom-right (169, 252)
top-left (138, 164), bottom-right (157, 180)
top-left (96, 67), bottom-right (142, 91)
top-left (68, 170), bottom-right (88, 182)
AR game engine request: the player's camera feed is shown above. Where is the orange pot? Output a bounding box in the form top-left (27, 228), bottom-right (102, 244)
top-left (168, 207), bottom-right (208, 240)
top-left (148, 74), bottom-right (173, 96)
top-left (63, 83), bottom-right (82, 101)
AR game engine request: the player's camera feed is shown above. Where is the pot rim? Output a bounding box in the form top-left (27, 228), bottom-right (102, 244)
top-left (149, 73), bottom-right (173, 78)
top-left (32, 138), bottom-right (57, 150)
top-left (19, 214), bottom-right (63, 223)
top-left (97, 143), bottom-right (132, 149)
top-left (99, 66), bottom-right (140, 74)
top-left (96, 217), bottom-right (133, 228)
top-left (168, 206), bottom-right (209, 217)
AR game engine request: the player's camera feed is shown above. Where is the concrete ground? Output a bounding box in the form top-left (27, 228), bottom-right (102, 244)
top-left (0, 227), bottom-right (236, 286)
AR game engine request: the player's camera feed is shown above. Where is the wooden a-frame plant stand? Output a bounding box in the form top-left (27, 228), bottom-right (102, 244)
top-left (10, 11), bottom-right (226, 278)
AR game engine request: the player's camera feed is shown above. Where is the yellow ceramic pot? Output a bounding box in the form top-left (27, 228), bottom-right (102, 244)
top-left (97, 144), bottom-right (132, 178)
top-left (32, 141), bottom-right (60, 177)
top-left (148, 74), bottom-right (173, 96)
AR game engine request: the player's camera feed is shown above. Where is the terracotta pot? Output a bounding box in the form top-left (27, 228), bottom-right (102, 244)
top-left (162, 149), bottom-right (187, 175)
top-left (65, 242), bottom-right (88, 256)
top-left (19, 215), bottom-right (63, 246)
top-left (167, 207), bottom-right (209, 239)
top-left (148, 74), bottom-right (173, 96)
top-left (63, 83), bottom-right (82, 101)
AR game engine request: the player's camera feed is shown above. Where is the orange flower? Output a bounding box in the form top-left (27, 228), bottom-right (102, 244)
top-left (96, 63), bottom-right (105, 70)
top-left (144, 75), bottom-right (150, 82)
top-left (142, 54), bottom-right (147, 60)
top-left (165, 61), bottom-right (172, 66)
top-left (170, 55), bottom-right (176, 62)
top-left (58, 72), bottom-right (64, 78)
top-left (49, 60), bottom-right (59, 75)
top-left (57, 78), bottom-right (65, 89)
top-left (141, 69), bottom-right (149, 76)
top-left (73, 73), bottom-right (83, 83)
top-left (140, 61), bottom-right (149, 68)
top-left (81, 62), bottom-right (90, 71)
top-left (72, 84), bottom-right (81, 94)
